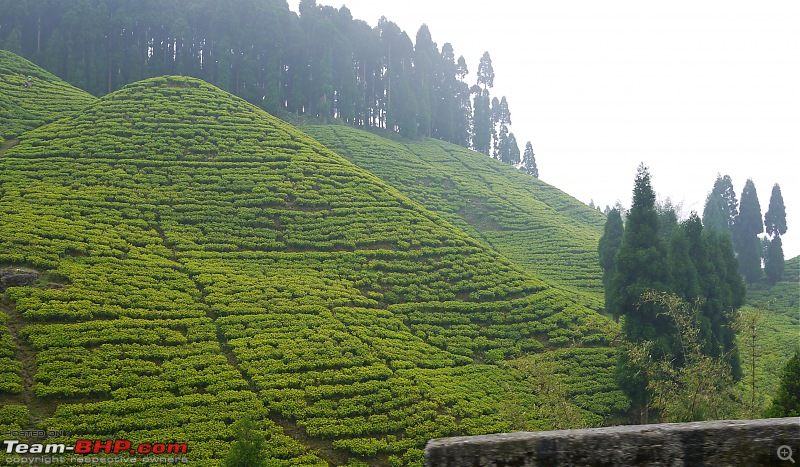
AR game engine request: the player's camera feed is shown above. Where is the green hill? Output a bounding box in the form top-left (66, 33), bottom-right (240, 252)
top-left (0, 76), bottom-right (624, 466)
top-left (737, 256), bottom-right (800, 415)
top-left (302, 125), bottom-right (607, 311)
top-left (0, 50), bottom-right (97, 145)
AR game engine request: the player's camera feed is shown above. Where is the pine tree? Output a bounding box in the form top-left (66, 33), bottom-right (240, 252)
top-left (521, 141), bottom-right (538, 177)
top-left (734, 179), bottom-right (764, 283)
top-left (598, 208), bottom-right (624, 318)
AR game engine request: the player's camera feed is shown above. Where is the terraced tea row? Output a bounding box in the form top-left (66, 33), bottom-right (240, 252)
top-left (0, 50), bottom-right (96, 143)
top-left (303, 125), bottom-right (607, 310)
top-left (1, 76), bottom-right (621, 465)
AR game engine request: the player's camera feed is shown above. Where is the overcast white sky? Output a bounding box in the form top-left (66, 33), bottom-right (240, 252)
top-left (288, 0), bottom-right (799, 259)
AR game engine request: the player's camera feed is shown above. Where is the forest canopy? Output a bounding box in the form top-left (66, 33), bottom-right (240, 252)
top-left (0, 0), bottom-right (527, 160)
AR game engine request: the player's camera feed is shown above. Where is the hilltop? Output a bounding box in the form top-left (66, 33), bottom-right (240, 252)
top-left (303, 125), bottom-right (607, 310)
top-left (0, 50), bottom-right (96, 144)
top-left (0, 75), bottom-right (624, 465)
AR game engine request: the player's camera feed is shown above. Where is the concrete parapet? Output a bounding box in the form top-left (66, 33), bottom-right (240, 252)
top-left (425, 417), bottom-right (800, 466)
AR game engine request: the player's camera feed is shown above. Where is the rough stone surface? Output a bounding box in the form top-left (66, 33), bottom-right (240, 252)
top-left (425, 418), bottom-right (800, 466)
top-left (0, 268), bottom-right (39, 291)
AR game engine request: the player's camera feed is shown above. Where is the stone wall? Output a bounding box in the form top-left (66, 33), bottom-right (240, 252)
top-left (424, 418), bottom-right (799, 466)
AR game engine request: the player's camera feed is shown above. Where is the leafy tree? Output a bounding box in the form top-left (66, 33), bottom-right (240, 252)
top-left (766, 351), bottom-right (800, 417)
top-left (734, 179), bottom-right (763, 283)
top-left (223, 417), bottom-right (268, 467)
top-left (764, 183), bottom-right (787, 237)
top-left (598, 208), bottom-right (624, 318)
top-left (521, 141), bottom-right (538, 177)
top-left (627, 292), bottom-right (737, 422)
top-left (764, 235), bottom-right (785, 285)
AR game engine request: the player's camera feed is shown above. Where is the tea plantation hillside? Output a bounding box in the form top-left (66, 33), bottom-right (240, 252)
top-left (737, 255), bottom-right (800, 414)
top-left (303, 125), bottom-right (606, 311)
top-left (0, 76), bottom-right (625, 466)
top-left (0, 50), bottom-right (97, 145)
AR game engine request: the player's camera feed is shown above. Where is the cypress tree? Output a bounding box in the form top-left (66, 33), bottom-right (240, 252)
top-left (764, 183), bottom-right (787, 284)
top-left (765, 236), bottom-right (785, 285)
top-left (702, 229), bottom-right (745, 379)
top-left (764, 183), bottom-right (787, 237)
top-left (598, 208), bottom-right (624, 318)
top-left (734, 179), bottom-right (763, 283)
top-left (702, 174), bottom-right (738, 236)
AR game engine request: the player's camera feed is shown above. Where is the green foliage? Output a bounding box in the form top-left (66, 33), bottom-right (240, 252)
top-left (223, 417), bottom-right (268, 467)
top-left (1, 1), bottom-right (516, 149)
top-left (0, 75), bottom-right (619, 465)
top-left (702, 174), bottom-right (738, 236)
top-left (521, 141), bottom-right (538, 178)
top-left (627, 292), bottom-right (738, 422)
top-left (764, 183), bottom-right (787, 237)
top-left (766, 351), bottom-right (800, 418)
top-left (0, 311), bottom-right (23, 395)
top-left (734, 179), bottom-right (764, 283)
top-left (0, 405), bottom-right (29, 432)
top-left (303, 124), bottom-right (607, 310)
top-left (765, 236), bottom-right (785, 285)
top-left (740, 256), bottom-right (800, 416)
top-left (0, 50), bottom-right (96, 141)
top-left (612, 164), bottom-right (671, 345)
top-left (598, 209), bottom-right (624, 317)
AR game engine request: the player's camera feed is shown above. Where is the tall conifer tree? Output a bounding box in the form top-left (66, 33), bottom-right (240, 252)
top-left (764, 183), bottom-right (787, 283)
top-left (598, 208), bottom-right (624, 318)
top-left (702, 175), bottom-right (738, 235)
top-left (764, 183), bottom-right (787, 237)
top-left (734, 179), bottom-right (763, 283)
top-left (521, 141), bottom-right (538, 177)
top-left (611, 164), bottom-right (671, 346)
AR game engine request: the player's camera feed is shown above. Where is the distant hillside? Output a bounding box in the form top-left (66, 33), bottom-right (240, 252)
top-left (737, 256), bottom-right (799, 415)
top-left (0, 76), bottom-right (623, 466)
top-left (303, 125), bottom-right (607, 311)
top-left (0, 50), bottom-right (96, 144)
